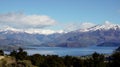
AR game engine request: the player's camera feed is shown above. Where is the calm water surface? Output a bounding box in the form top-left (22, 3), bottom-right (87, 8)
top-left (24, 46), bottom-right (118, 56)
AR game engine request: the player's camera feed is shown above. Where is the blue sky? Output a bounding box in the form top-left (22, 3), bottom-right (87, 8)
top-left (0, 0), bottom-right (120, 31)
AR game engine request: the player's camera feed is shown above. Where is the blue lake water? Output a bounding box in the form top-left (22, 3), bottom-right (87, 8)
top-left (24, 46), bottom-right (118, 56)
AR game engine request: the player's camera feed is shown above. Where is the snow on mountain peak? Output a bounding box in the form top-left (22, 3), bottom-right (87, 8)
top-left (79, 21), bottom-right (120, 32)
top-left (0, 21), bottom-right (120, 34)
top-left (25, 29), bottom-right (65, 35)
top-left (0, 26), bottom-right (65, 35)
top-left (0, 26), bottom-right (22, 32)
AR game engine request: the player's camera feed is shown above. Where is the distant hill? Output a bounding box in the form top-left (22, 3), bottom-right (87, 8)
top-left (51, 22), bottom-right (120, 47)
top-left (0, 22), bottom-right (120, 49)
top-left (97, 42), bottom-right (120, 47)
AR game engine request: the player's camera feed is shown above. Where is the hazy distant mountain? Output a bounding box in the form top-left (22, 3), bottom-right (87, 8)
top-left (0, 28), bottom-right (63, 49)
top-left (79, 22), bottom-right (120, 32)
top-left (97, 42), bottom-right (120, 47)
top-left (50, 22), bottom-right (120, 47)
top-left (0, 22), bottom-right (120, 49)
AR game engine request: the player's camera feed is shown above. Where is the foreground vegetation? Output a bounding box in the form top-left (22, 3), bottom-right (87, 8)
top-left (0, 47), bottom-right (120, 67)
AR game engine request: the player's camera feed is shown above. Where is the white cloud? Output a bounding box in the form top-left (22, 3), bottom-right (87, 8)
top-left (0, 12), bottom-right (56, 29)
top-left (80, 22), bottom-right (96, 29)
top-left (25, 29), bottom-right (64, 35)
top-left (64, 23), bottom-right (79, 32)
top-left (64, 22), bottom-right (96, 32)
top-left (0, 12), bottom-right (98, 33)
top-left (0, 26), bottom-right (64, 35)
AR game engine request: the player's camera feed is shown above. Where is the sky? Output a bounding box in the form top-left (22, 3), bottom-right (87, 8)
top-left (0, 0), bottom-right (120, 33)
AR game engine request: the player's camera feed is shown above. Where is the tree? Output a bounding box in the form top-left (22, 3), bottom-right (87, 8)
top-left (92, 52), bottom-right (105, 67)
top-left (84, 58), bottom-right (94, 67)
top-left (11, 48), bottom-right (28, 60)
top-left (64, 55), bottom-right (73, 67)
top-left (16, 48), bottom-right (27, 60)
top-left (111, 47), bottom-right (120, 67)
top-left (18, 47), bottom-right (23, 52)
top-left (72, 57), bottom-right (84, 67)
top-left (30, 54), bottom-right (44, 66)
top-left (10, 50), bottom-right (17, 57)
top-left (116, 46), bottom-right (120, 52)
top-left (41, 55), bottom-right (65, 67)
top-left (0, 50), bottom-right (4, 56)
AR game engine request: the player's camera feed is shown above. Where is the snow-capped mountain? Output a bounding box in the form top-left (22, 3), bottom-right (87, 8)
top-left (0, 26), bottom-right (64, 50)
top-left (79, 21), bottom-right (120, 32)
top-left (0, 22), bottom-right (120, 50)
top-left (2, 21), bottom-right (120, 35)
top-left (53, 22), bottom-right (120, 47)
top-left (0, 26), bottom-right (65, 35)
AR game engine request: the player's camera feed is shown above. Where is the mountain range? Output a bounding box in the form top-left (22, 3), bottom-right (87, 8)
top-left (0, 22), bottom-right (120, 50)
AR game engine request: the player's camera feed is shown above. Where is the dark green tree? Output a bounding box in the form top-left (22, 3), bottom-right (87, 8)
top-left (92, 52), bottom-right (105, 67)
top-left (16, 48), bottom-right (27, 60)
top-left (84, 58), bottom-right (94, 67)
top-left (0, 49), bottom-right (4, 56)
top-left (64, 55), bottom-right (73, 67)
top-left (111, 52), bottom-right (120, 67)
top-left (18, 47), bottom-right (23, 52)
top-left (10, 50), bottom-right (17, 57)
top-left (30, 54), bottom-right (44, 66)
top-left (41, 55), bottom-right (65, 67)
top-left (116, 46), bottom-right (120, 52)
top-left (72, 57), bottom-right (84, 67)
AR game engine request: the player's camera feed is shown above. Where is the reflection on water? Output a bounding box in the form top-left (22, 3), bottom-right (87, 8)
top-left (24, 46), bottom-right (118, 56)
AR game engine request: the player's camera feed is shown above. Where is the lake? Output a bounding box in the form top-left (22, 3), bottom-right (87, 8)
top-left (24, 46), bottom-right (118, 56)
